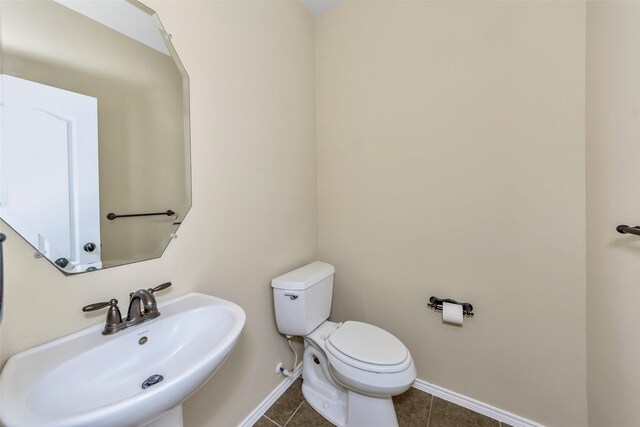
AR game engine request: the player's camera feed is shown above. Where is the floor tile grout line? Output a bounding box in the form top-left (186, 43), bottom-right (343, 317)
top-left (282, 400), bottom-right (305, 427)
top-left (426, 393), bottom-right (434, 427)
top-left (262, 414), bottom-right (281, 427)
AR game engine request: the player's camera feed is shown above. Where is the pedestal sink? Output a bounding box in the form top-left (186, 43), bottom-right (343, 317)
top-left (0, 292), bottom-right (246, 427)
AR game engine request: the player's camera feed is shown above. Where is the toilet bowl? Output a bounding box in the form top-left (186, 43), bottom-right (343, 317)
top-left (271, 262), bottom-right (417, 427)
top-left (301, 320), bottom-right (416, 427)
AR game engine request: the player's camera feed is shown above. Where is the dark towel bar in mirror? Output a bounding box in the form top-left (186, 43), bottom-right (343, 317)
top-left (107, 210), bottom-right (176, 220)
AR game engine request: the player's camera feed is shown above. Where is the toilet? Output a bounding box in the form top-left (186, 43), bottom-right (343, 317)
top-left (271, 261), bottom-right (417, 427)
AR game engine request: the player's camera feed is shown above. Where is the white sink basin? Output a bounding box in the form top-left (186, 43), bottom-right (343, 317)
top-left (0, 292), bottom-right (246, 427)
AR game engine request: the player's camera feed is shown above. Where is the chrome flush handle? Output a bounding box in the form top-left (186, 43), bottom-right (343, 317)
top-left (284, 293), bottom-right (298, 300)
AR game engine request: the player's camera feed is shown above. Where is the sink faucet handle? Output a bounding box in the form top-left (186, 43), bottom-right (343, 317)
top-left (149, 282), bottom-right (172, 294)
top-left (82, 298), bottom-right (124, 334)
top-left (83, 298), bottom-right (119, 312)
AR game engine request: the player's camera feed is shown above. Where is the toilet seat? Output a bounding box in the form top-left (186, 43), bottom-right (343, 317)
top-left (305, 320), bottom-right (417, 399)
top-left (325, 321), bottom-right (411, 373)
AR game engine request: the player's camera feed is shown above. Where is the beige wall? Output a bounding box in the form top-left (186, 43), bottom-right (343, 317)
top-left (2, 1), bottom-right (615, 426)
top-left (586, 2), bottom-right (640, 426)
top-left (316, 2), bottom-right (587, 426)
top-left (0, 1), bottom-right (316, 426)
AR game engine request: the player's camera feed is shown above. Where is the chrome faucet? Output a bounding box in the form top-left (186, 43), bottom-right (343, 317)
top-left (83, 282), bottom-right (172, 335)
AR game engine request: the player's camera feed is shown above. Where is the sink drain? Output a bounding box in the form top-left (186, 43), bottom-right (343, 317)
top-left (142, 374), bottom-right (164, 389)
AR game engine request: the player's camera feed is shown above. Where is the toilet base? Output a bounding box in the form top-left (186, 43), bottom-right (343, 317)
top-left (302, 341), bottom-right (348, 426)
top-left (302, 381), bottom-right (347, 426)
top-left (302, 384), bottom-right (399, 427)
top-left (301, 345), bottom-right (399, 427)
top-left (347, 392), bottom-right (398, 427)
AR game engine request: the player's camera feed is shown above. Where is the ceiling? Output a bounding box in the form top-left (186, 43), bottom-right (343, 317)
top-left (301, 0), bottom-right (345, 16)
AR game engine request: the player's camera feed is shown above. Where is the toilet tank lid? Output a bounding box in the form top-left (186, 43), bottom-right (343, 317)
top-left (271, 261), bottom-right (335, 290)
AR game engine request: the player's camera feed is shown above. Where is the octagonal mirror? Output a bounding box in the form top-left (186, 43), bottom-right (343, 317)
top-left (0, 0), bottom-right (191, 274)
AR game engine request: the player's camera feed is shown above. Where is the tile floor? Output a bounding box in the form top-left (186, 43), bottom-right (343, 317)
top-left (253, 378), bottom-right (513, 427)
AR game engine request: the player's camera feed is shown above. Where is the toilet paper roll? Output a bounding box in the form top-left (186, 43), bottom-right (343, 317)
top-left (442, 302), bottom-right (464, 325)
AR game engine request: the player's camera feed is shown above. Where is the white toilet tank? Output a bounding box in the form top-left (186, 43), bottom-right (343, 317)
top-left (271, 261), bottom-right (335, 336)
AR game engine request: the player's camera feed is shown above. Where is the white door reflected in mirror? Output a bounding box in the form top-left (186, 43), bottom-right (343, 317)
top-left (0, 74), bottom-right (101, 272)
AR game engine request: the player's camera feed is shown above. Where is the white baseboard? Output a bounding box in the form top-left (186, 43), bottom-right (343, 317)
top-left (412, 378), bottom-right (544, 427)
top-left (238, 369), bottom-right (543, 427)
top-left (238, 364), bottom-right (303, 427)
